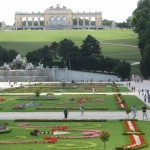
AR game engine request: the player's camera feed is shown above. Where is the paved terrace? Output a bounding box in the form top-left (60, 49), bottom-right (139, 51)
top-left (0, 80), bottom-right (150, 121)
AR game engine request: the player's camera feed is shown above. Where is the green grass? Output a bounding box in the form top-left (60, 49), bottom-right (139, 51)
top-left (0, 94), bottom-right (147, 112)
top-left (0, 82), bottom-right (129, 93)
top-left (0, 29), bottom-right (140, 62)
top-left (0, 120), bottom-right (149, 150)
top-left (0, 83), bottom-right (146, 112)
top-left (0, 29), bottom-right (137, 42)
top-left (102, 44), bottom-right (141, 62)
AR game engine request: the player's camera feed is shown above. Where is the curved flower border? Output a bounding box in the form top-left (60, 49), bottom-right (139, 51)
top-left (114, 94), bottom-right (126, 109)
top-left (116, 120), bottom-right (149, 149)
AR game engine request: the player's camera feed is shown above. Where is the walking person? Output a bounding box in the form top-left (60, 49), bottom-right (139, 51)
top-left (131, 106), bottom-right (137, 119)
top-left (142, 105), bottom-right (148, 120)
top-left (92, 87), bottom-right (96, 94)
top-left (64, 108), bottom-right (68, 120)
top-left (144, 94), bottom-right (147, 103)
top-left (141, 89), bottom-right (144, 95)
top-left (138, 89), bottom-right (140, 95)
top-left (80, 105), bottom-right (85, 116)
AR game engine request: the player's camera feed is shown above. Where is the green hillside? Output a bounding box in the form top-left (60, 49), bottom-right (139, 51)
top-left (0, 29), bottom-right (141, 62)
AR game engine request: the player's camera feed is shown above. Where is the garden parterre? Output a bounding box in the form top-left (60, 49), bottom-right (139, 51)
top-left (0, 82), bottom-right (149, 149)
top-left (0, 120), bottom-right (149, 150)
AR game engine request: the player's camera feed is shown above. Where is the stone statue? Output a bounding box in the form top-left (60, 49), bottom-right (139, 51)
top-left (16, 54), bottom-right (22, 61)
top-left (26, 62), bottom-right (34, 70)
top-left (0, 63), bottom-right (10, 70)
top-left (36, 63), bottom-right (43, 69)
top-left (0, 54), bottom-right (45, 70)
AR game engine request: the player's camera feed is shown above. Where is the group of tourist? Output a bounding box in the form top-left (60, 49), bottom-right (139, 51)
top-left (131, 105), bottom-right (148, 120)
top-left (63, 105), bottom-right (85, 119)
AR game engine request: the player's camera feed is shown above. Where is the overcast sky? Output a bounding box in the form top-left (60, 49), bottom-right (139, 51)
top-left (0, 0), bottom-right (139, 25)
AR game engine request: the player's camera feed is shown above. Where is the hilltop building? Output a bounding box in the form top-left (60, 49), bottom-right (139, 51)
top-left (15, 4), bottom-right (102, 30)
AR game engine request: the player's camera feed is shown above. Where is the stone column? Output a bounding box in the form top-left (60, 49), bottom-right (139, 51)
top-left (26, 18), bottom-right (28, 26)
top-left (89, 17), bottom-right (91, 27)
top-left (95, 13), bottom-right (102, 29)
top-left (38, 18), bottom-right (40, 27)
top-left (60, 17), bottom-right (63, 26)
top-left (32, 18), bottom-right (34, 27)
top-left (83, 17), bottom-right (85, 28)
top-left (54, 18), bottom-right (57, 26)
top-left (77, 17), bottom-right (79, 28)
top-left (20, 18), bottom-right (22, 26)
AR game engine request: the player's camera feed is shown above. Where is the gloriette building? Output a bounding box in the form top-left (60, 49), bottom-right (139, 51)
top-left (15, 4), bottom-right (102, 30)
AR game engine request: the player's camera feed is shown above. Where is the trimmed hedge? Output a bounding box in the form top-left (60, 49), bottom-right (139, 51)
top-left (35, 107), bottom-right (108, 110)
top-left (16, 96), bottom-right (59, 100)
top-left (14, 119), bottom-right (107, 122)
top-left (0, 128), bottom-right (12, 134)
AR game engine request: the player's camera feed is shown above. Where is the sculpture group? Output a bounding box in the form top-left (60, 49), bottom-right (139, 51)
top-left (0, 54), bottom-right (43, 70)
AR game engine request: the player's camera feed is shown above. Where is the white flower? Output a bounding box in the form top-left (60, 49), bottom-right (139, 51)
top-left (127, 121), bottom-right (135, 131)
top-left (53, 131), bottom-right (70, 136)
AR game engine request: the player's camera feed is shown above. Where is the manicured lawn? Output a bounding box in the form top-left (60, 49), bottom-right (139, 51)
top-left (0, 29), bottom-right (141, 74)
top-left (0, 120), bottom-right (149, 150)
top-left (0, 83), bottom-right (147, 112)
top-left (0, 29), bottom-right (140, 62)
top-left (0, 94), bottom-right (147, 112)
top-left (102, 44), bottom-right (140, 62)
top-left (0, 82), bottom-right (129, 93)
top-left (0, 30), bottom-right (137, 43)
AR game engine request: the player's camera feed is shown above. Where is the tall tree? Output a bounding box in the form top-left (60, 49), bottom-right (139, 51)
top-left (114, 61), bottom-right (131, 80)
top-left (131, 0), bottom-right (150, 78)
top-left (49, 41), bottom-right (59, 64)
top-left (8, 49), bottom-right (18, 62)
top-left (58, 38), bottom-right (79, 69)
top-left (80, 35), bottom-right (101, 56)
top-left (80, 35), bottom-right (101, 71)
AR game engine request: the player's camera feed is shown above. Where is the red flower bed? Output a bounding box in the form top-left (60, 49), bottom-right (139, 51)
top-left (115, 95), bottom-right (126, 109)
top-left (43, 136), bottom-right (58, 144)
top-left (51, 126), bottom-right (68, 132)
top-left (116, 120), bottom-right (148, 149)
top-left (77, 97), bottom-right (89, 104)
top-left (120, 134), bottom-right (146, 149)
top-left (0, 98), bottom-right (5, 101)
top-left (124, 120), bottom-right (138, 132)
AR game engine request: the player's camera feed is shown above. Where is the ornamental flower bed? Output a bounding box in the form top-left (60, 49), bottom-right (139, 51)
top-left (116, 120), bottom-right (149, 150)
top-left (77, 97), bottom-right (89, 104)
top-left (0, 98), bottom-right (5, 101)
top-left (112, 82), bottom-right (119, 92)
top-left (51, 126), bottom-right (68, 133)
top-left (115, 94), bottom-right (126, 109)
top-left (43, 136), bottom-right (58, 144)
top-left (124, 120), bottom-right (139, 132)
top-left (15, 119), bottom-right (107, 122)
top-left (29, 125), bottom-right (101, 139)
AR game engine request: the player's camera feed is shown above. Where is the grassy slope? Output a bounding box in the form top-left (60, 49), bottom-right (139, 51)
top-left (0, 29), bottom-right (140, 60)
top-left (0, 29), bottom-right (141, 74)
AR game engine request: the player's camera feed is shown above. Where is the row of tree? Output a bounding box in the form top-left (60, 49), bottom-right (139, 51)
top-left (26, 35), bottom-right (131, 80)
top-left (0, 35), bottom-right (131, 80)
top-left (0, 47), bottom-right (18, 66)
top-left (131, 0), bottom-right (150, 78)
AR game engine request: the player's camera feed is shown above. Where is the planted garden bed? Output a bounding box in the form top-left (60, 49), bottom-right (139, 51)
top-left (16, 96), bottom-right (59, 100)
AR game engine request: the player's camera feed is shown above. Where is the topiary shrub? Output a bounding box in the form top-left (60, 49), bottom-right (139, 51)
top-left (34, 88), bottom-right (41, 97)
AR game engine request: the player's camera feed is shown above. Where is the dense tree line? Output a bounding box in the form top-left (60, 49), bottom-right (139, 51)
top-left (26, 35), bottom-right (131, 80)
top-left (131, 0), bottom-right (150, 78)
top-left (0, 36), bottom-right (131, 80)
top-left (0, 46), bottom-right (18, 66)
